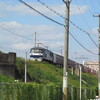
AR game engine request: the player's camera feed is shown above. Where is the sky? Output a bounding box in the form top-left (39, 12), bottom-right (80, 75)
top-left (0, 0), bottom-right (100, 63)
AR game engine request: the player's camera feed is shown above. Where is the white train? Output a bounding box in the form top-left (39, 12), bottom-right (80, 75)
top-left (30, 47), bottom-right (63, 66)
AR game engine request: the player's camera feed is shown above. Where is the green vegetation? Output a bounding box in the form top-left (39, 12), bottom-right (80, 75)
top-left (0, 57), bottom-right (98, 100)
top-left (68, 69), bottom-right (98, 88)
top-left (16, 57), bottom-right (25, 81)
top-left (27, 61), bottom-right (62, 84)
top-left (0, 82), bottom-right (97, 100)
top-left (82, 73), bottom-right (98, 88)
top-left (16, 57), bottom-right (98, 88)
top-left (0, 83), bottom-right (62, 100)
top-left (0, 83), bottom-right (96, 100)
top-left (0, 74), bottom-right (14, 82)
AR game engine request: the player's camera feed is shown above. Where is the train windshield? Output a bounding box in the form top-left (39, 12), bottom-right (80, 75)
top-left (31, 48), bottom-right (44, 53)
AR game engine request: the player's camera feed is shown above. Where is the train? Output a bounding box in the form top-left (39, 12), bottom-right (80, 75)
top-left (30, 46), bottom-right (63, 65)
top-left (30, 46), bottom-right (79, 68)
top-left (30, 46), bottom-right (97, 76)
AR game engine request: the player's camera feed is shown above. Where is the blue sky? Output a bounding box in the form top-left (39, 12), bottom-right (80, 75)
top-left (0, 0), bottom-right (99, 63)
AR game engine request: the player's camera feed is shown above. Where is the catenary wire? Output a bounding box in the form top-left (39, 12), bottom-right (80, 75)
top-left (75, 0), bottom-right (98, 48)
top-left (82, 0), bottom-right (94, 15)
top-left (0, 24), bottom-right (33, 40)
top-left (81, 0), bottom-right (99, 38)
top-left (18, 0), bottom-right (97, 55)
top-left (88, 0), bottom-right (98, 13)
top-left (37, 0), bottom-right (98, 48)
top-left (69, 32), bottom-right (97, 55)
top-left (18, 0), bottom-right (65, 27)
top-left (0, 18), bottom-right (33, 36)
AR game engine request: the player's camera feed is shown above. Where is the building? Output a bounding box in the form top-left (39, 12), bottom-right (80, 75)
top-left (83, 61), bottom-right (98, 73)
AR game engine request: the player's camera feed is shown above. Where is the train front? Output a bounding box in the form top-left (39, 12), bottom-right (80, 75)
top-left (30, 47), bottom-right (44, 61)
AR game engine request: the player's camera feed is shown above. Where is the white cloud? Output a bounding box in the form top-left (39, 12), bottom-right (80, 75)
top-left (0, 1), bottom-right (95, 59)
top-left (0, 1), bottom-right (88, 17)
top-left (0, 21), bottom-right (64, 55)
top-left (0, 21), bottom-right (64, 40)
top-left (0, 2), bottom-right (10, 18)
top-left (13, 43), bottom-right (32, 50)
top-left (89, 27), bottom-right (98, 35)
top-left (70, 5), bottom-right (88, 15)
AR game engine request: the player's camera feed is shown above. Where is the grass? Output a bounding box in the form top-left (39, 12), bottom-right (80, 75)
top-left (16, 58), bottom-right (98, 89)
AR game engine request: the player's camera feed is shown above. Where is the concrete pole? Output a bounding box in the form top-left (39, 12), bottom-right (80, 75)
top-left (63, 0), bottom-right (71, 100)
top-left (94, 14), bottom-right (100, 98)
top-left (98, 14), bottom-right (100, 99)
top-left (34, 32), bottom-right (36, 47)
top-left (60, 46), bottom-right (63, 56)
top-left (80, 65), bottom-right (82, 100)
top-left (25, 52), bottom-right (27, 83)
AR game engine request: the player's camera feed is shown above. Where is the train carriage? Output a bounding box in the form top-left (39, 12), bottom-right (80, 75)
top-left (53, 54), bottom-right (63, 66)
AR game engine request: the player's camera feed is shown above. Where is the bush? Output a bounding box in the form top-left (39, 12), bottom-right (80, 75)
top-left (0, 74), bottom-right (14, 82)
top-left (0, 82), bottom-right (97, 100)
top-left (0, 83), bottom-right (62, 100)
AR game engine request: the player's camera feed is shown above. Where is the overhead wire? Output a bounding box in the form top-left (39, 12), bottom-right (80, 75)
top-left (18, 0), bottom-right (65, 27)
top-left (0, 24), bottom-right (33, 40)
top-left (82, 0), bottom-right (94, 15)
top-left (0, 18), bottom-right (34, 39)
top-left (37, 0), bottom-right (64, 18)
top-left (37, 0), bottom-right (98, 48)
top-left (18, 0), bottom-right (96, 55)
top-left (88, 0), bottom-right (98, 13)
top-left (81, 0), bottom-right (98, 37)
top-left (75, 0), bottom-right (98, 48)
top-left (69, 32), bottom-right (97, 55)
top-left (0, 21), bottom-right (34, 53)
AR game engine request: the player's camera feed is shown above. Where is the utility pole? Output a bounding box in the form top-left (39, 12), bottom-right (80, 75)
top-left (94, 14), bottom-right (100, 98)
top-left (25, 52), bottom-right (27, 83)
top-left (34, 32), bottom-right (36, 47)
top-left (60, 46), bottom-right (63, 56)
top-left (62, 0), bottom-right (71, 100)
top-left (80, 65), bottom-right (82, 100)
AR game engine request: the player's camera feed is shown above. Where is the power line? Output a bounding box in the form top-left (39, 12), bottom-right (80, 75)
top-left (37, 0), bottom-right (98, 48)
top-left (0, 24), bottom-right (33, 40)
top-left (0, 18), bottom-right (32, 36)
top-left (37, 0), bottom-right (65, 18)
top-left (82, 0), bottom-right (94, 15)
top-left (75, 0), bottom-right (98, 48)
top-left (69, 32), bottom-right (97, 55)
top-left (88, 0), bottom-right (98, 13)
top-left (18, 0), bottom-right (97, 55)
top-left (18, 0), bottom-right (65, 27)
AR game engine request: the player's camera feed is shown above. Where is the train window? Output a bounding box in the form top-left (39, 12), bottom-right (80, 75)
top-left (30, 48), bottom-right (33, 52)
top-left (50, 53), bottom-right (53, 57)
top-left (44, 54), bottom-right (47, 57)
top-left (31, 49), bottom-right (44, 53)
